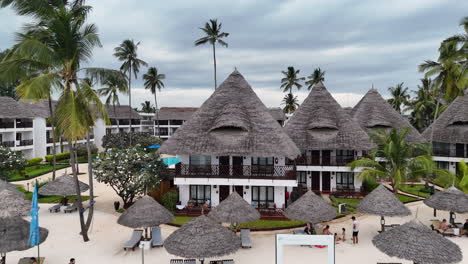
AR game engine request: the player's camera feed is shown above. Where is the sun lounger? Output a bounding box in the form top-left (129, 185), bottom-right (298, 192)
top-left (64, 203), bottom-right (78, 213)
top-left (18, 257), bottom-right (45, 264)
top-left (430, 219), bottom-right (457, 237)
top-left (223, 260), bottom-right (234, 264)
top-left (48, 204), bottom-right (61, 213)
top-left (240, 228), bottom-right (252, 248)
top-left (123, 230), bottom-right (143, 251)
top-left (170, 260), bottom-right (184, 264)
top-left (151, 226), bottom-right (163, 247)
top-left (209, 260), bottom-right (234, 264)
top-left (184, 260), bottom-right (196, 264)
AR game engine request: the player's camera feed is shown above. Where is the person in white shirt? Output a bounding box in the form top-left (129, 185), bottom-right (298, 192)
top-left (351, 216), bottom-right (359, 244)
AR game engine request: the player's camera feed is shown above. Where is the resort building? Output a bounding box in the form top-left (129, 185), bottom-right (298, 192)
top-left (284, 83), bottom-right (373, 194)
top-left (422, 92), bottom-right (468, 173)
top-left (152, 107), bottom-right (286, 139)
top-left (158, 71), bottom-right (301, 208)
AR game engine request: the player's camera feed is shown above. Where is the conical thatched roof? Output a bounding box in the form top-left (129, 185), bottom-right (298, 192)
top-left (38, 175), bottom-right (89, 196)
top-left (117, 196), bottom-right (174, 228)
top-left (423, 186), bottom-right (468, 213)
top-left (0, 179), bottom-right (22, 194)
top-left (158, 71), bottom-right (301, 159)
top-left (284, 82), bottom-right (372, 151)
top-left (357, 185), bottom-right (411, 217)
top-left (373, 220), bottom-right (462, 264)
top-left (164, 215), bottom-right (241, 259)
top-left (208, 192), bottom-right (260, 224)
top-left (284, 190), bottom-right (337, 223)
top-left (351, 89), bottom-right (426, 143)
top-left (0, 217), bottom-right (49, 253)
top-left (422, 92), bottom-right (468, 144)
top-left (0, 189), bottom-right (31, 218)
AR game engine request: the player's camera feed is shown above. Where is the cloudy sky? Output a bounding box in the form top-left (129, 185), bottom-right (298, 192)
top-left (0, 0), bottom-right (466, 109)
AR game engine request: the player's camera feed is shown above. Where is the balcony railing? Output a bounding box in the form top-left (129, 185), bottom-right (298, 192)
top-left (0, 122), bottom-right (15, 129)
top-left (1, 141), bottom-right (15, 147)
top-left (287, 155), bottom-right (360, 166)
top-left (16, 121), bottom-right (33, 128)
top-left (175, 164), bottom-right (296, 180)
top-left (47, 138), bottom-right (53, 143)
top-left (119, 120), bottom-right (129, 125)
top-left (18, 139), bottom-right (33, 146)
top-left (131, 120), bottom-right (141, 125)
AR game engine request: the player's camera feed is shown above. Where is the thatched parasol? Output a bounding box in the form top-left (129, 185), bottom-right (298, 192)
top-left (284, 190), bottom-right (337, 224)
top-left (0, 179), bottom-right (20, 193)
top-left (165, 215), bottom-right (241, 263)
top-left (38, 175), bottom-right (89, 197)
top-left (357, 185), bottom-right (411, 232)
top-left (373, 220), bottom-right (463, 264)
top-left (117, 196), bottom-right (174, 229)
top-left (0, 217), bottom-right (48, 260)
top-left (208, 192), bottom-right (260, 226)
top-left (0, 189), bottom-right (31, 218)
top-left (424, 186), bottom-right (468, 214)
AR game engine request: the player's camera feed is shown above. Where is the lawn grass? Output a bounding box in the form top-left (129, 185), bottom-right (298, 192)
top-left (8, 164), bottom-right (70, 182)
top-left (396, 194), bottom-right (420, 203)
top-left (399, 184), bottom-right (433, 198)
top-left (17, 186), bottom-right (90, 204)
top-left (170, 216), bottom-right (305, 229)
top-left (329, 197), bottom-right (360, 213)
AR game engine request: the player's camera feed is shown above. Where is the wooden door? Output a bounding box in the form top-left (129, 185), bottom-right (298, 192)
top-left (311, 150), bottom-right (320, 165)
top-left (219, 185), bottom-right (230, 202)
top-left (311, 171), bottom-right (320, 191)
top-left (322, 172), bottom-right (331, 192)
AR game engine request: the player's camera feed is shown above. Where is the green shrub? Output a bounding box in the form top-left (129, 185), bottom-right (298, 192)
top-left (45, 152), bottom-right (70, 162)
top-left (162, 190), bottom-right (179, 212)
top-left (27, 158), bottom-right (43, 167)
top-left (75, 143), bottom-right (98, 157)
top-left (362, 179), bottom-right (379, 192)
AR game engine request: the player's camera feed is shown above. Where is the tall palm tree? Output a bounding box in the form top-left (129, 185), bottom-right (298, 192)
top-left (408, 78), bottom-right (438, 131)
top-left (0, 0), bottom-right (125, 242)
top-left (349, 128), bottom-right (436, 193)
top-left (140, 101), bottom-right (155, 113)
top-left (143, 67), bottom-right (165, 137)
top-left (98, 74), bottom-right (128, 129)
top-left (387, 82), bottom-right (410, 114)
top-left (113, 39), bottom-right (147, 140)
top-left (194, 19), bottom-right (229, 90)
top-left (280, 66), bottom-right (305, 95)
top-left (305, 67), bottom-right (325, 89)
top-left (441, 16), bottom-right (468, 81)
top-left (281, 93), bottom-right (299, 114)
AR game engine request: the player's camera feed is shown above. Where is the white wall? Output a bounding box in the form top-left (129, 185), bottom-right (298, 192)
top-left (178, 185), bottom-right (190, 205)
top-left (33, 117), bottom-right (47, 158)
top-left (243, 185), bottom-right (252, 205)
top-left (93, 118), bottom-right (106, 151)
top-left (211, 185), bottom-right (220, 206)
top-left (274, 186), bottom-right (286, 208)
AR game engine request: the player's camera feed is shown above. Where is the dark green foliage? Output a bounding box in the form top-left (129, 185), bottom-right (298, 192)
top-left (102, 132), bottom-right (162, 149)
top-left (362, 179), bottom-right (380, 193)
top-left (0, 146), bottom-right (26, 180)
top-left (27, 157), bottom-right (43, 166)
top-left (75, 143), bottom-right (98, 157)
top-left (162, 189), bottom-right (179, 212)
top-left (45, 152), bottom-right (70, 162)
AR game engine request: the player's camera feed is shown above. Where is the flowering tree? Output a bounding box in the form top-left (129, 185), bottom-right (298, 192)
top-left (93, 146), bottom-right (168, 208)
top-left (0, 146), bottom-right (26, 181)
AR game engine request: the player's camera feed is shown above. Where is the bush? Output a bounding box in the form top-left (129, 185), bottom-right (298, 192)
top-left (75, 143), bottom-right (98, 157)
top-left (362, 179), bottom-right (379, 192)
top-left (102, 132), bottom-right (163, 149)
top-left (162, 190), bottom-right (179, 212)
top-left (27, 158), bottom-right (43, 167)
top-left (45, 152), bottom-right (70, 162)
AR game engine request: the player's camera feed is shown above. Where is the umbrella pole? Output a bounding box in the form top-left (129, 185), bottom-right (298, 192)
top-left (200, 258), bottom-right (204, 264)
top-left (37, 244), bottom-right (40, 264)
top-left (381, 216), bottom-right (385, 232)
top-left (141, 245), bottom-right (144, 264)
top-left (433, 208), bottom-right (436, 217)
top-left (1, 253), bottom-right (5, 264)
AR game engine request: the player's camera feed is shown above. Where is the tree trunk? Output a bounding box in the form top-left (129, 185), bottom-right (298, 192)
top-left (75, 146), bottom-right (79, 174)
top-left (114, 104), bottom-right (119, 130)
top-left (70, 143), bottom-right (89, 242)
top-left (154, 92), bottom-right (160, 138)
top-left (212, 44), bottom-right (217, 90)
top-left (128, 67), bottom-right (133, 144)
top-left (48, 96), bottom-right (57, 180)
top-left (84, 132), bottom-right (94, 231)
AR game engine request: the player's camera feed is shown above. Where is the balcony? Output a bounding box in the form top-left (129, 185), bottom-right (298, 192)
top-left (131, 119), bottom-right (141, 125)
top-left (16, 119), bottom-right (33, 128)
top-left (0, 121), bottom-right (15, 129)
top-left (47, 138), bottom-right (54, 144)
top-left (18, 139), bottom-right (33, 146)
top-left (119, 120), bottom-right (130, 125)
top-left (287, 155), bottom-right (359, 166)
top-left (175, 164), bottom-right (296, 180)
top-left (1, 141), bottom-right (15, 147)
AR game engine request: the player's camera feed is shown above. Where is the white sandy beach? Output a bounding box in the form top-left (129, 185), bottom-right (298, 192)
top-left (7, 165), bottom-right (468, 264)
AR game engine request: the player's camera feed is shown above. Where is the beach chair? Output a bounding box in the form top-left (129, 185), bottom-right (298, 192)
top-left (240, 228), bottom-right (252, 248)
top-left (151, 226), bottom-right (163, 247)
top-left (314, 225), bottom-right (324, 235)
top-left (170, 260), bottom-right (184, 264)
top-left (430, 220), bottom-right (456, 237)
top-left (183, 260), bottom-right (196, 264)
top-left (48, 204), bottom-right (61, 213)
top-left (223, 260), bottom-right (234, 264)
top-left (64, 203), bottom-right (78, 213)
top-left (123, 230), bottom-right (143, 251)
top-left (18, 257), bottom-right (45, 264)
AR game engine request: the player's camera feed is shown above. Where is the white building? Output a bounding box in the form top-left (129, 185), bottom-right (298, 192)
top-left (159, 71), bottom-right (301, 209)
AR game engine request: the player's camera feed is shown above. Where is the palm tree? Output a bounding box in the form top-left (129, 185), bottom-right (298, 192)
top-left (140, 101), bottom-right (155, 113)
top-left (387, 82), bottom-right (410, 113)
top-left (98, 74), bottom-right (128, 129)
top-left (281, 93), bottom-right (299, 114)
top-left (435, 161), bottom-right (468, 194)
top-left (349, 128), bottom-right (435, 193)
top-left (113, 39), bottom-right (147, 139)
top-left (305, 67), bottom-right (325, 89)
top-left (408, 78), bottom-right (437, 131)
top-left (280, 66), bottom-right (305, 95)
top-left (0, 0), bottom-right (125, 242)
top-left (441, 16), bottom-right (468, 82)
top-left (194, 19), bottom-right (229, 90)
top-left (143, 67), bottom-right (165, 137)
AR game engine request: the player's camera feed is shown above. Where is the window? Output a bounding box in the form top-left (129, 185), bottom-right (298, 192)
top-left (433, 142), bottom-right (451, 156)
top-left (297, 171), bottom-right (307, 185)
top-left (336, 172), bottom-right (354, 190)
top-left (106, 128), bottom-right (112, 135)
top-left (16, 133), bottom-right (22, 141)
top-left (156, 127), bottom-right (168, 136)
top-left (157, 120), bottom-right (168, 125)
top-left (170, 120), bottom-right (183, 126)
top-left (189, 155), bottom-right (211, 165)
top-left (189, 185), bottom-right (211, 205)
top-left (251, 157), bottom-right (274, 175)
top-left (251, 186), bottom-right (274, 208)
top-left (436, 161), bottom-right (449, 170)
top-left (189, 155), bottom-right (211, 174)
top-left (170, 127), bottom-right (178, 135)
top-left (336, 150), bottom-right (354, 165)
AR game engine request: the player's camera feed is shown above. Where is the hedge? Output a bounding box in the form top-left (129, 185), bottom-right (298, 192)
top-left (45, 152), bottom-right (70, 162)
top-left (27, 157), bottom-right (43, 167)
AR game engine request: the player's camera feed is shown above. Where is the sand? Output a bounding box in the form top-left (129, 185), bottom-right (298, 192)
top-left (6, 164), bottom-right (468, 264)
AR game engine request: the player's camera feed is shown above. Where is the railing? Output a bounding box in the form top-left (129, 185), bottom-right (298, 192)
top-left (0, 141), bottom-right (15, 147)
top-left (433, 149), bottom-right (468, 158)
top-left (119, 120), bottom-right (129, 125)
top-left (16, 121), bottom-right (33, 128)
top-left (19, 139), bottom-right (33, 146)
top-left (0, 122), bottom-right (15, 129)
top-left (175, 164), bottom-right (296, 180)
top-left (287, 155), bottom-right (360, 166)
top-left (331, 187), bottom-right (366, 198)
top-left (47, 138), bottom-right (53, 143)
top-left (131, 119), bottom-right (141, 125)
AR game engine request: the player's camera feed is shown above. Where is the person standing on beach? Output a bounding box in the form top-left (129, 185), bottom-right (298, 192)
top-left (69, 258), bottom-right (75, 264)
top-left (351, 216), bottom-right (359, 244)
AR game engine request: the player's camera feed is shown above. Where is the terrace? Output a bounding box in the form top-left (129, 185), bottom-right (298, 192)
top-left (174, 164), bottom-right (296, 180)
